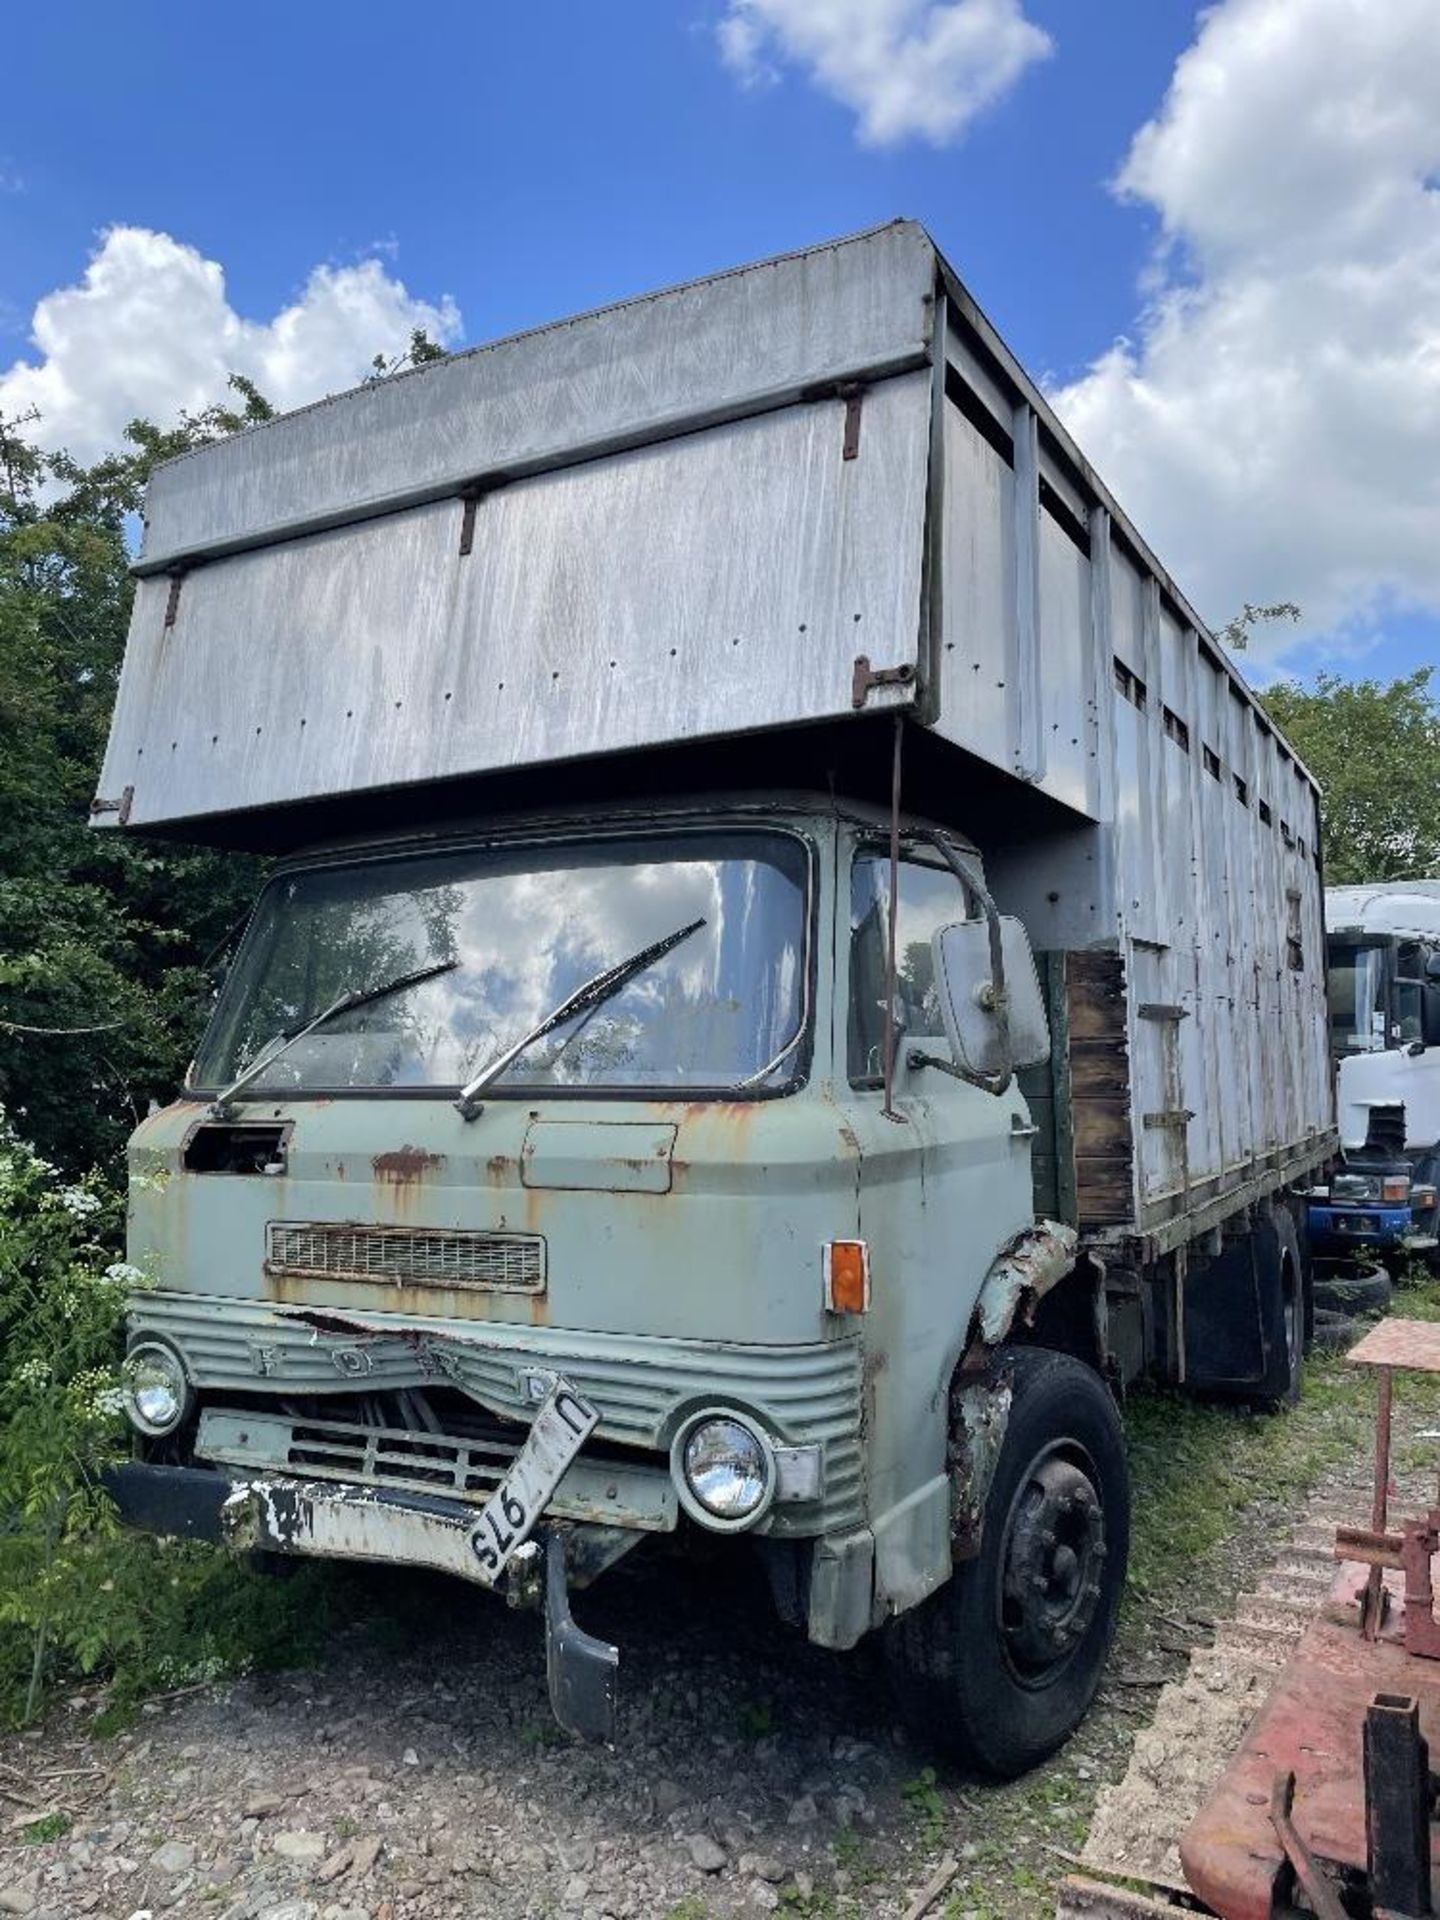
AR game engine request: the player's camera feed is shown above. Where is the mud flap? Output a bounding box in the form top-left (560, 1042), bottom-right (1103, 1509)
top-left (545, 1530), bottom-right (618, 1744)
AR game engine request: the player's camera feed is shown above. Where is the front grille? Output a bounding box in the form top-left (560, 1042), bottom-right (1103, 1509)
top-left (265, 1221), bottom-right (545, 1294)
top-left (194, 1403), bottom-right (678, 1531)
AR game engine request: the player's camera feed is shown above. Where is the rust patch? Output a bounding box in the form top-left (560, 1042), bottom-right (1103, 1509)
top-left (372, 1146), bottom-right (446, 1184)
top-left (268, 1276), bottom-right (521, 1324)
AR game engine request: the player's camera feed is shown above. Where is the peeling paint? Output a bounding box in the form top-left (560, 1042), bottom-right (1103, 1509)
top-left (948, 1375), bottom-right (1013, 1557)
top-left (973, 1220), bottom-right (1080, 1351)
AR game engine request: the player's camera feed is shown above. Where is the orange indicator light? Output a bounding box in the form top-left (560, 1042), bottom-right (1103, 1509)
top-left (824, 1240), bottom-right (871, 1314)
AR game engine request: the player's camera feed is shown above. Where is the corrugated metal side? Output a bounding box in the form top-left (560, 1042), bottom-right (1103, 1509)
top-left (98, 373), bottom-right (930, 828)
top-left (935, 310), bottom-right (1332, 1228)
top-left (131, 1291), bottom-right (865, 1538)
top-left (137, 221), bottom-right (936, 572)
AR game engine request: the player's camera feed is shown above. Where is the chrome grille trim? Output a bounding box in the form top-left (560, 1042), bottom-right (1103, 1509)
top-left (265, 1221), bottom-right (545, 1294)
top-left (134, 1291), bottom-right (864, 1537)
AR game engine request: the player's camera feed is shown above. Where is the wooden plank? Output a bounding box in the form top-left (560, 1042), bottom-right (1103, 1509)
top-left (1069, 1047), bottom-right (1132, 1099)
top-left (1073, 1097), bottom-right (1132, 1158)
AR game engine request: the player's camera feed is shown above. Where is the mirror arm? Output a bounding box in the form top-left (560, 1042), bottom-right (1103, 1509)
top-left (919, 833), bottom-right (1014, 1096)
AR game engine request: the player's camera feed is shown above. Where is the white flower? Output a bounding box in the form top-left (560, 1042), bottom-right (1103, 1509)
top-left (103, 1262), bottom-right (145, 1287)
top-left (59, 1188), bottom-right (102, 1218)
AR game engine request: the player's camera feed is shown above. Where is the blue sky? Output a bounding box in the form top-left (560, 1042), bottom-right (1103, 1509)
top-left (3, 0), bottom-right (1437, 688)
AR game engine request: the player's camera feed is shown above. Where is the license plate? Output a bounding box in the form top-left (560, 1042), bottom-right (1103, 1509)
top-left (468, 1380), bottom-right (598, 1585)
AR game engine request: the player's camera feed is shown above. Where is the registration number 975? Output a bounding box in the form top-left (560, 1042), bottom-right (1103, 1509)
top-left (468, 1380), bottom-right (599, 1585)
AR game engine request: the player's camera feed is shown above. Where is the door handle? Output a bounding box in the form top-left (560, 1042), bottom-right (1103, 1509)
top-left (1009, 1117), bottom-right (1040, 1140)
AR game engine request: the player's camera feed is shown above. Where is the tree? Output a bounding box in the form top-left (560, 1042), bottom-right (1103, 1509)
top-left (1261, 668), bottom-right (1440, 884)
top-left (0, 388), bottom-right (272, 1172)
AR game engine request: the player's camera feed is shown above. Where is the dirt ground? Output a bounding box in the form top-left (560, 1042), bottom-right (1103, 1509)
top-left (0, 1355), bottom-right (1420, 1920)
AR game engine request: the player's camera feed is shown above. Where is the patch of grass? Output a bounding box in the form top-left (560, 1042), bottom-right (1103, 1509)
top-left (736, 1695), bottom-right (777, 1742)
top-left (1123, 1268), bottom-right (1440, 1612)
top-left (831, 1825), bottom-right (884, 1891)
top-left (901, 1764), bottom-right (948, 1846)
top-left (779, 1889), bottom-right (839, 1918)
top-left (22, 1811), bottom-right (71, 1843)
top-left (663, 1900), bottom-right (710, 1920)
top-left (518, 1716), bottom-right (570, 1753)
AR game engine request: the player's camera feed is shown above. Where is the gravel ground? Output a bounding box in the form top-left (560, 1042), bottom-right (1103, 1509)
top-left (0, 1349), bottom-right (1418, 1920)
top-left (0, 1540), bottom-right (1136, 1920)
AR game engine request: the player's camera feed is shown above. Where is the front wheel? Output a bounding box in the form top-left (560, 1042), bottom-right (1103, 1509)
top-left (885, 1347), bottom-right (1130, 1778)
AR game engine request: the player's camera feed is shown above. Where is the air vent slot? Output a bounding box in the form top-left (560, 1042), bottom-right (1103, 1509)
top-left (265, 1221), bottom-right (546, 1294)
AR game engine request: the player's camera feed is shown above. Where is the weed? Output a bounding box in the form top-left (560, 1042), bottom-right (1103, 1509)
top-left (519, 1717), bottom-right (570, 1753)
top-left (831, 1826), bottom-right (880, 1887)
top-left (663, 1900), bottom-right (710, 1920)
top-left (901, 1764), bottom-right (948, 1846)
top-left (736, 1695), bottom-right (777, 1742)
top-left (22, 1811), bottom-right (71, 1844)
top-left (334, 1813), bottom-right (359, 1841)
top-left (779, 1888), bottom-right (839, 1918)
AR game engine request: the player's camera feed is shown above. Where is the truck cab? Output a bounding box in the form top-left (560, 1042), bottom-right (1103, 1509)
top-left (1314, 886), bottom-right (1440, 1259)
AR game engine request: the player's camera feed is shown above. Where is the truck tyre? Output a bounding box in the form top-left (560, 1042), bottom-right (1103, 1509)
top-left (1256, 1206), bottom-right (1304, 1408)
top-left (884, 1348), bottom-right (1129, 1779)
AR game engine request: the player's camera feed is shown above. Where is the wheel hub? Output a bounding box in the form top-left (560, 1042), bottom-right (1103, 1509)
top-left (1000, 1454), bottom-right (1107, 1677)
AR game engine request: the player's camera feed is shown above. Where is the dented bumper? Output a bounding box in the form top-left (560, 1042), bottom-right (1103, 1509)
top-left (102, 1461), bottom-right (621, 1742)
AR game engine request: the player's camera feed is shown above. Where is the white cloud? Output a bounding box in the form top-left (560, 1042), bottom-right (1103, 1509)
top-left (0, 226), bottom-right (462, 465)
top-left (717, 0), bottom-right (1052, 146)
top-left (1052, 0), bottom-right (1440, 663)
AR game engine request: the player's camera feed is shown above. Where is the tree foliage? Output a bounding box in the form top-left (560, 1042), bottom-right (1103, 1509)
top-left (1261, 667), bottom-right (1440, 884)
top-left (0, 387), bottom-right (273, 1172)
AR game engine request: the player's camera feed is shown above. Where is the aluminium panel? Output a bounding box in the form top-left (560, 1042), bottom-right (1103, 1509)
top-left (138, 222), bottom-right (937, 572)
top-left (99, 375), bottom-right (930, 828)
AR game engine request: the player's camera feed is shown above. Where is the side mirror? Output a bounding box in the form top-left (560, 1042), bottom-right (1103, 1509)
top-left (1426, 952), bottom-right (1440, 983)
top-left (932, 918), bottom-right (1050, 1077)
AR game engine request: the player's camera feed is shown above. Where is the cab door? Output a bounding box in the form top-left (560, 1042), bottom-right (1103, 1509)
top-left (835, 831), bottom-right (1036, 1574)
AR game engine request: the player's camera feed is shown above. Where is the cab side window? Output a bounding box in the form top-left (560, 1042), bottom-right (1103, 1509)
top-left (849, 852), bottom-right (969, 1085)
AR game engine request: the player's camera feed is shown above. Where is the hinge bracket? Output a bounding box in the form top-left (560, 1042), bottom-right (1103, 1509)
top-left (840, 383), bottom-right (863, 461)
top-left (90, 785), bottom-right (134, 826)
top-left (458, 493), bottom-right (479, 557)
top-left (851, 655), bottom-right (916, 710)
top-left (163, 575), bottom-right (183, 629)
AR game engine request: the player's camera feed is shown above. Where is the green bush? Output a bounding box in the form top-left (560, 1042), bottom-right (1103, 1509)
top-left (0, 1107), bottom-right (338, 1725)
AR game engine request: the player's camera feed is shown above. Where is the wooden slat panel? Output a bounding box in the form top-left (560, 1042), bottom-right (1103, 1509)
top-left (1066, 949), bottom-right (1134, 1228)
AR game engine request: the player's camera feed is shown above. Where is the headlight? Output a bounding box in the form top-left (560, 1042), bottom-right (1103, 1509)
top-left (124, 1342), bottom-right (191, 1437)
top-left (1332, 1173), bottom-right (1381, 1203)
top-left (673, 1412), bottom-right (775, 1530)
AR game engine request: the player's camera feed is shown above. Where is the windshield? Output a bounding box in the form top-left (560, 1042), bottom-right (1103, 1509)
top-left (192, 829), bottom-right (810, 1096)
top-left (1327, 940), bottom-right (1386, 1054)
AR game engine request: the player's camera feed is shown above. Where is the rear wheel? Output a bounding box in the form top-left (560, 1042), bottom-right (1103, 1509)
top-left (1257, 1206), bottom-right (1304, 1407)
top-left (885, 1348), bottom-right (1129, 1778)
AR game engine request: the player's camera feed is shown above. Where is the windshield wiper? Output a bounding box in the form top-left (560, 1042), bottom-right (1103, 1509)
top-left (209, 958), bottom-right (459, 1117)
top-left (454, 917), bottom-right (705, 1121)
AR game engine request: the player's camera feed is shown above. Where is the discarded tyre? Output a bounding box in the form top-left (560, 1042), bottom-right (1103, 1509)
top-left (1313, 1262), bottom-right (1391, 1318)
top-left (1311, 1306), bottom-right (1362, 1354)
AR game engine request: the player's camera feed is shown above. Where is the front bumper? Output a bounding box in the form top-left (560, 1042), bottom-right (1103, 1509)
top-left (103, 1461), bottom-right (619, 1741)
top-left (1307, 1202), bottom-right (1412, 1250)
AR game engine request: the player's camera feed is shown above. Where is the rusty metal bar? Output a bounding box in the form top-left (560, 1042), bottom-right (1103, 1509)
top-left (1335, 1524), bottom-right (1406, 1570)
top-left (881, 713), bottom-right (906, 1125)
top-left (1269, 1771), bottom-right (1348, 1920)
top-left (1364, 1365), bottom-right (1395, 1639)
top-left (1365, 1692), bottom-right (1432, 1917)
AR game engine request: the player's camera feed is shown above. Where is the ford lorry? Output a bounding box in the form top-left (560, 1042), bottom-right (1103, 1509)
top-left (93, 222), bottom-right (1334, 1777)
